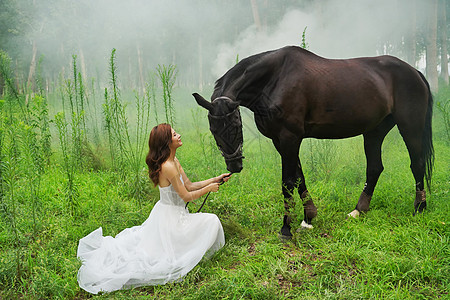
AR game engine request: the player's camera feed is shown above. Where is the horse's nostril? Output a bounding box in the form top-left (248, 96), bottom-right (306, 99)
top-left (227, 161), bottom-right (243, 173)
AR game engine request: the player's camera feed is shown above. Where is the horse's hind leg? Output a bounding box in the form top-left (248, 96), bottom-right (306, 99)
top-left (397, 124), bottom-right (428, 215)
top-left (348, 117), bottom-right (395, 218)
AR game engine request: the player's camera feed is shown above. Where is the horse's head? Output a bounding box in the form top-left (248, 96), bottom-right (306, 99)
top-left (193, 93), bottom-right (244, 173)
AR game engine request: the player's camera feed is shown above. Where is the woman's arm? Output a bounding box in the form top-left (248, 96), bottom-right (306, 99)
top-left (176, 158), bottom-right (231, 191)
top-left (161, 160), bottom-right (220, 203)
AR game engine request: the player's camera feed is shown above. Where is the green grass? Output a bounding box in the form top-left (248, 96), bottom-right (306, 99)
top-left (0, 84), bottom-right (449, 299)
top-left (2, 122), bottom-right (449, 299)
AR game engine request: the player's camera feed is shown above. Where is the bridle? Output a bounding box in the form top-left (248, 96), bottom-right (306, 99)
top-left (185, 98), bottom-right (243, 213)
top-left (208, 104), bottom-right (244, 163)
top-left (220, 141), bottom-right (243, 162)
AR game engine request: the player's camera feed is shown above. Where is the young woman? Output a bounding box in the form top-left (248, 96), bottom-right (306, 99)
top-left (77, 123), bottom-right (230, 294)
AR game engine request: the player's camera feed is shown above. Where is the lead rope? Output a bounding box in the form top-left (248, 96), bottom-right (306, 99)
top-left (185, 174), bottom-right (231, 213)
top-left (185, 190), bottom-right (213, 213)
top-left (194, 191), bottom-right (211, 213)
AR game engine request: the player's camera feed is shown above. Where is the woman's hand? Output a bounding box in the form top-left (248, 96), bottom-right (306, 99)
top-left (216, 173), bottom-right (232, 183)
top-left (209, 182), bottom-right (220, 192)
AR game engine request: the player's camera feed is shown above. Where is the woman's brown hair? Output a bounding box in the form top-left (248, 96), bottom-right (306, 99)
top-left (146, 123), bottom-right (172, 186)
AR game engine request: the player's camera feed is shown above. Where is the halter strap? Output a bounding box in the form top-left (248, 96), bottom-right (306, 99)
top-left (207, 99), bottom-right (243, 162)
top-left (207, 106), bottom-right (239, 119)
top-left (213, 96), bottom-right (233, 102)
top-left (221, 142), bottom-right (244, 162)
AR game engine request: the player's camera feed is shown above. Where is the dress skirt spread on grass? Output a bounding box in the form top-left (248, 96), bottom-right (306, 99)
top-left (77, 178), bottom-right (225, 294)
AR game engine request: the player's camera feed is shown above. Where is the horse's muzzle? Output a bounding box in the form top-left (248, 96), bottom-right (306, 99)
top-left (226, 158), bottom-right (243, 173)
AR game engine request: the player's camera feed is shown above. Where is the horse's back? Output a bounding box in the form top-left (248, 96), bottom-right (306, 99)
top-left (359, 55), bottom-right (430, 120)
top-left (274, 49), bottom-right (428, 138)
top-left (216, 46), bottom-right (430, 139)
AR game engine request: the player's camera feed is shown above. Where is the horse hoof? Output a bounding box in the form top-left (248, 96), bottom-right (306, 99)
top-left (347, 209), bottom-right (360, 219)
top-left (278, 233), bottom-right (293, 241)
top-left (300, 220), bottom-right (314, 229)
top-left (413, 201), bottom-right (427, 216)
top-left (356, 192), bottom-right (372, 212)
top-left (413, 191), bottom-right (426, 216)
top-left (279, 222), bottom-right (293, 240)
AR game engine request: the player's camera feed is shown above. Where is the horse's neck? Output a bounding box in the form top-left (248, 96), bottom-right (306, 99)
top-left (220, 75), bottom-right (270, 113)
top-left (238, 93), bottom-right (269, 113)
top-left (214, 52), bottom-right (277, 112)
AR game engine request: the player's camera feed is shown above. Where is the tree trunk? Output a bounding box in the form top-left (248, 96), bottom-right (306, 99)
top-left (426, 0), bottom-right (439, 93)
top-left (439, 0), bottom-right (449, 85)
top-left (128, 54), bottom-right (134, 90)
top-left (198, 37), bottom-right (203, 92)
top-left (27, 40), bottom-right (37, 93)
top-left (59, 43), bottom-right (66, 79)
top-left (79, 48), bottom-right (88, 85)
top-left (137, 43), bottom-right (145, 93)
top-left (250, 0), bottom-right (262, 32)
top-left (405, 0), bottom-right (417, 67)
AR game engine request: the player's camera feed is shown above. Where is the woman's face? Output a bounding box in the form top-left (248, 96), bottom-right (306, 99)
top-left (170, 128), bottom-right (182, 149)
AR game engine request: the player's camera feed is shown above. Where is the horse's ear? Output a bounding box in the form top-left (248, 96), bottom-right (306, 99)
top-left (193, 93), bottom-right (213, 111)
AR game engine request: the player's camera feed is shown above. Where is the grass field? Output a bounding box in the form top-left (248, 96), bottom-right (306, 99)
top-left (0, 79), bottom-right (449, 299)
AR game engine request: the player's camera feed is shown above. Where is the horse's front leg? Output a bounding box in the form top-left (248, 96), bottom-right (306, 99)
top-left (279, 154), bottom-right (298, 239)
top-left (276, 138), bottom-right (316, 239)
top-left (272, 137), bottom-right (297, 239)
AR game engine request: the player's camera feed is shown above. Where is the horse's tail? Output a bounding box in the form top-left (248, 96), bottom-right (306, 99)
top-left (417, 71), bottom-right (434, 191)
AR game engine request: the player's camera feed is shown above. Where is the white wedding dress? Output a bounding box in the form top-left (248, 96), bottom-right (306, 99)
top-left (77, 178), bottom-right (225, 294)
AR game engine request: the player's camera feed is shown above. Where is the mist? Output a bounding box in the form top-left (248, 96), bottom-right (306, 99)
top-left (20, 0), bottom-right (430, 88)
top-left (213, 0), bottom-right (429, 77)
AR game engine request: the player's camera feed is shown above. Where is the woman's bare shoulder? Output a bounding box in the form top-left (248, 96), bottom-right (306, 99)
top-left (161, 160), bottom-right (179, 177)
top-left (159, 160), bottom-right (179, 186)
top-left (161, 160), bottom-right (176, 171)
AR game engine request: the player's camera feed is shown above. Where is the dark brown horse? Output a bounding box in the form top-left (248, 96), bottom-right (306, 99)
top-left (193, 46), bottom-right (434, 239)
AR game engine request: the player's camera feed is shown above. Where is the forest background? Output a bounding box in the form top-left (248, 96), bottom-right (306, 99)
top-left (0, 0), bottom-right (449, 299)
top-left (1, 0), bottom-right (449, 94)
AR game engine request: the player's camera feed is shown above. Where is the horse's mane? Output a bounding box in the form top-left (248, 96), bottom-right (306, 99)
top-left (212, 46), bottom-right (316, 99)
top-left (212, 50), bottom-right (276, 98)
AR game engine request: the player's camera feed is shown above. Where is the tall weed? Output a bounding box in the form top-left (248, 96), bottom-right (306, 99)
top-left (27, 95), bottom-right (51, 166)
top-left (435, 88), bottom-right (450, 144)
top-left (0, 50), bottom-right (21, 106)
top-left (2, 126), bottom-right (22, 282)
top-left (191, 107), bottom-right (208, 157)
top-left (54, 112), bottom-right (79, 215)
top-left (0, 100), bottom-right (3, 203)
top-left (103, 49), bottom-right (129, 174)
top-left (103, 49), bottom-right (153, 203)
top-left (301, 26), bottom-right (309, 50)
top-left (19, 114), bottom-right (44, 234)
top-left (156, 64), bottom-right (177, 126)
top-left (147, 74), bottom-right (159, 124)
top-left (304, 139), bottom-right (337, 181)
top-left (128, 89), bottom-right (153, 206)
